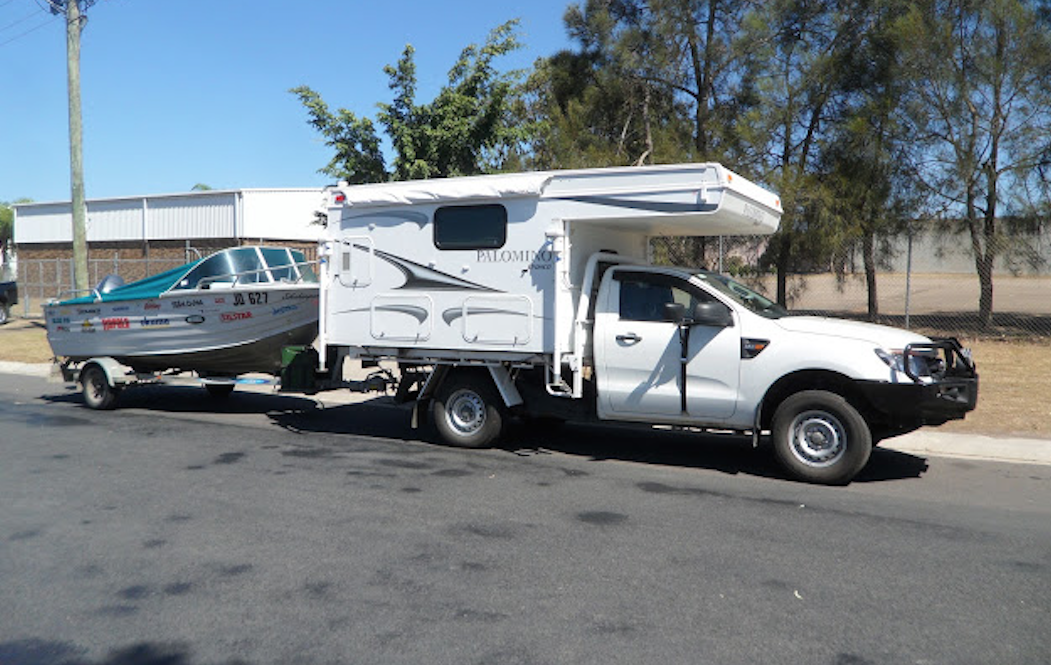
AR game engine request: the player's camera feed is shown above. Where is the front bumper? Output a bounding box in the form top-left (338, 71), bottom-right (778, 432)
top-left (858, 337), bottom-right (979, 426)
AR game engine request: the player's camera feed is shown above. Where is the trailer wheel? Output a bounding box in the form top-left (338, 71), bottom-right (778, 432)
top-left (0, 302), bottom-right (9, 325)
top-left (433, 372), bottom-right (505, 449)
top-left (771, 390), bottom-right (871, 485)
top-left (81, 365), bottom-right (119, 410)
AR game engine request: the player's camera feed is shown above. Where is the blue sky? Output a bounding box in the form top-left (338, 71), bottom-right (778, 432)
top-left (0, 0), bottom-right (575, 204)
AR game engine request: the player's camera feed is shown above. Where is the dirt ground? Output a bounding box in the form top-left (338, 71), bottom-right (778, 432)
top-left (2, 315), bottom-right (1046, 439)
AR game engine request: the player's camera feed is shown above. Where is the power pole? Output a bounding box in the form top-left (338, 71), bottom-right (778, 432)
top-left (52, 0), bottom-right (96, 292)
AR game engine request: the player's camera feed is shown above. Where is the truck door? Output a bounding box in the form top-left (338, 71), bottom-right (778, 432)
top-left (595, 269), bottom-right (741, 421)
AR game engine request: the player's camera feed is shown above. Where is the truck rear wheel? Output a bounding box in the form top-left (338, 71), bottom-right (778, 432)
top-left (433, 372), bottom-right (505, 449)
top-left (81, 365), bottom-right (120, 410)
top-left (771, 390), bottom-right (871, 485)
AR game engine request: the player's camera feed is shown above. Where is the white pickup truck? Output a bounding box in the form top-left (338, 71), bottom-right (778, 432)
top-left (307, 163), bottom-right (979, 484)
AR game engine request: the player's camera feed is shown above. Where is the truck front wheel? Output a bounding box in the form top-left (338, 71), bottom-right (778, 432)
top-left (771, 390), bottom-right (871, 485)
top-left (433, 372), bottom-right (505, 449)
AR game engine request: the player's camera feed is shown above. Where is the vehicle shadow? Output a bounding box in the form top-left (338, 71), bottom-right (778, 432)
top-left (41, 383), bottom-right (322, 416)
top-left (42, 385), bottom-right (930, 484)
top-left (499, 421), bottom-right (930, 484)
top-left (268, 401), bottom-right (931, 485)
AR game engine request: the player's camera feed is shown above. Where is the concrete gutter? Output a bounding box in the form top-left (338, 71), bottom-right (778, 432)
top-left (4, 360), bottom-right (1050, 467)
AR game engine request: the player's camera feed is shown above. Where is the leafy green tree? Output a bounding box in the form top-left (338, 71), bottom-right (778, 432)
top-left (1, 198), bottom-right (31, 250)
top-left (897, 0), bottom-right (1051, 327)
top-left (0, 202), bottom-right (13, 250)
top-left (290, 86), bottom-right (387, 184)
top-left (292, 20), bottom-right (529, 183)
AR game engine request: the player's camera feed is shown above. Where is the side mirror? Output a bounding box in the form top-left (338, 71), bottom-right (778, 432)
top-left (691, 301), bottom-right (733, 327)
top-left (663, 302), bottom-right (687, 323)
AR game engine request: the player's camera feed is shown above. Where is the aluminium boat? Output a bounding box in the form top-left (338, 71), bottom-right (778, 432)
top-left (45, 246), bottom-right (319, 375)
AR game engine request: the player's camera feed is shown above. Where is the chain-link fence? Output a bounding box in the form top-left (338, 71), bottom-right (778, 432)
top-left (17, 256), bottom-right (192, 315)
top-left (651, 234), bottom-right (1051, 338)
top-left (15, 243), bottom-right (319, 315)
top-left (12, 235), bottom-right (1049, 337)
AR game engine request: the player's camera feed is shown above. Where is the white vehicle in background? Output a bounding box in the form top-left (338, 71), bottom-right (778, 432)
top-left (303, 163), bottom-right (980, 484)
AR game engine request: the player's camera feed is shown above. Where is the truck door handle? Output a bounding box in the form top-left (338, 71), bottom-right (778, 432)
top-left (616, 333), bottom-right (642, 344)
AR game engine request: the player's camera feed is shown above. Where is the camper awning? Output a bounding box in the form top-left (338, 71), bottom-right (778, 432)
top-left (336, 173), bottom-right (553, 208)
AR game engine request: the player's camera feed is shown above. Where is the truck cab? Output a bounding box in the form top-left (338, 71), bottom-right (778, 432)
top-left (581, 263), bottom-right (977, 483)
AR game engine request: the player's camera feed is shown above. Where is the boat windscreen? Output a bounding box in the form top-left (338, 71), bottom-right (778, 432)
top-left (228, 247), bottom-right (269, 283)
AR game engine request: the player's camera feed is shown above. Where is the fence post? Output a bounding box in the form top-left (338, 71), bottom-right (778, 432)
top-left (905, 225), bottom-right (913, 330)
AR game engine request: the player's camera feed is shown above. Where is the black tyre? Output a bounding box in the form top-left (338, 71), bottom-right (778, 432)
top-left (771, 390), bottom-right (872, 485)
top-left (81, 365), bottom-right (119, 410)
top-left (205, 383), bottom-right (236, 399)
top-left (0, 303), bottom-right (9, 325)
top-left (432, 371), bottom-right (506, 449)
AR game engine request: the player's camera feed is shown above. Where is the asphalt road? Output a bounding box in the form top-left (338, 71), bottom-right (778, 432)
top-left (1, 373), bottom-right (1049, 665)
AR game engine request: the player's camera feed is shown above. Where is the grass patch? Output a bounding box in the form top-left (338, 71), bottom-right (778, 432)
top-left (0, 318), bottom-right (54, 363)
top-left (1, 316), bottom-right (1047, 438)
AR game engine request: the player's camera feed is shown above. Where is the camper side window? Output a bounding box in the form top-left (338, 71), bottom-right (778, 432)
top-left (433, 204), bottom-right (507, 250)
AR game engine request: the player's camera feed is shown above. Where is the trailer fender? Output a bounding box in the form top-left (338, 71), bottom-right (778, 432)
top-left (82, 357), bottom-right (133, 387)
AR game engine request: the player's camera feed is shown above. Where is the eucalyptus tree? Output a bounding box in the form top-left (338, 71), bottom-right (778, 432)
top-left (819, 0), bottom-right (915, 320)
top-left (523, 1), bottom-right (694, 170)
top-left (739, 0), bottom-right (872, 305)
top-left (897, 0), bottom-right (1051, 327)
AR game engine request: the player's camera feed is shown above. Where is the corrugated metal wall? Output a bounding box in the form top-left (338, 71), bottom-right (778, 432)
top-left (13, 189), bottom-right (323, 244)
top-left (146, 193), bottom-right (238, 240)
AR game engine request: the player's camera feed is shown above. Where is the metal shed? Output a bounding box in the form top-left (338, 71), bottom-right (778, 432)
top-left (13, 188), bottom-right (325, 312)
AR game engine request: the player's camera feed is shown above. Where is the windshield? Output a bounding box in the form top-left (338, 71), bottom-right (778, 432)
top-left (695, 271), bottom-right (789, 319)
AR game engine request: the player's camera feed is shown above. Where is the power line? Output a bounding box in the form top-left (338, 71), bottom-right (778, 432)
top-left (0, 13), bottom-right (57, 47)
top-left (0, 7), bottom-right (46, 33)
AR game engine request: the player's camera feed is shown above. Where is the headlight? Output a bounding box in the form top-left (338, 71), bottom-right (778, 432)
top-left (875, 349), bottom-right (931, 378)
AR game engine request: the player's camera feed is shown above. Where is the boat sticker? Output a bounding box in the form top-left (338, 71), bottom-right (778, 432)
top-left (111, 305), bottom-right (131, 312)
top-left (271, 305), bottom-right (298, 316)
top-left (220, 311), bottom-right (253, 323)
top-left (185, 315), bottom-right (206, 325)
top-left (81, 321), bottom-right (96, 333)
top-left (56, 325), bottom-right (70, 332)
top-left (233, 292), bottom-right (267, 306)
top-left (77, 307), bottom-right (100, 315)
top-left (171, 298), bottom-right (204, 309)
top-left (214, 296), bottom-right (226, 304)
top-left (280, 292), bottom-right (317, 301)
top-left (102, 317), bottom-right (131, 331)
top-left (51, 316), bottom-right (70, 325)
top-left (140, 317), bottom-right (171, 328)
top-left (144, 302), bottom-right (161, 311)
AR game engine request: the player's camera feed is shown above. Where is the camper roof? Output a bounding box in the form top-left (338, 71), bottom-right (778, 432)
top-left (331, 163), bottom-right (783, 236)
